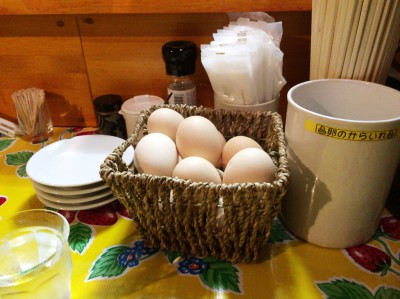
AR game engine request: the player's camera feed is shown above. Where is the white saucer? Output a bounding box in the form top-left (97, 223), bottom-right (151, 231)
top-left (32, 181), bottom-right (109, 196)
top-left (26, 135), bottom-right (134, 188)
top-left (36, 193), bottom-right (116, 211)
top-left (34, 187), bottom-right (113, 204)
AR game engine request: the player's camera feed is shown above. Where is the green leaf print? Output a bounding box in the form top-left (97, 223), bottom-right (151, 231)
top-left (375, 286), bottom-right (400, 299)
top-left (16, 164), bottom-right (27, 177)
top-left (164, 250), bottom-right (182, 264)
top-left (69, 222), bottom-right (92, 254)
top-left (0, 139), bottom-right (15, 151)
top-left (5, 151), bottom-right (33, 165)
top-left (268, 219), bottom-right (293, 244)
top-left (317, 279), bottom-right (374, 299)
top-left (5, 151), bottom-right (34, 178)
top-left (200, 257), bottom-right (241, 293)
top-left (87, 246), bottom-right (131, 280)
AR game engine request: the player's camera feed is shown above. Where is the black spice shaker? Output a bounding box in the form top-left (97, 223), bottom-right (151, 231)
top-left (162, 40), bottom-right (197, 105)
top-left (93, 94), bottom-right (127, 139)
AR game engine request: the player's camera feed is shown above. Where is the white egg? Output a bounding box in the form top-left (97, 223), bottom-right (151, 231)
top-left (172, 156), bottom-right (221, 184)
top-left (176, 116), bottom-right (223, 167)
top-left (147, 108), bottom-right (184, 142)
top-left (134, 133), bottom-right (178, 176)
top-left (221, 136), bottom-right (262, 169)
top-left (223, 148), bottom-right (275, 184)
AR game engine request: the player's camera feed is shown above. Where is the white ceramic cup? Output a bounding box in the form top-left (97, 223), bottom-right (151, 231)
top-left (120, 95), bottom-right (164, 138)
top-left (280, 79), bottom-right (400, 248)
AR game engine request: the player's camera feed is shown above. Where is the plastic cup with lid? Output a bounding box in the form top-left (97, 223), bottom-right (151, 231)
top-left (120, 95), bottom-right (164, 138)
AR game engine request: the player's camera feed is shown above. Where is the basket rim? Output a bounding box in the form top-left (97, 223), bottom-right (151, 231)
top-left (99, 104), bottom-right (290, 191)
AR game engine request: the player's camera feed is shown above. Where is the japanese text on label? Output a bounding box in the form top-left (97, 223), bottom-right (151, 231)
top-left (304, 119), bottom-right (398, 141)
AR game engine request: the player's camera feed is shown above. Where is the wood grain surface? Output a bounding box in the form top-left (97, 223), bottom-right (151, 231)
top-left (0, 0), bottom-right (311, 15)
top-left (0, 10), bottom-right (311, 127)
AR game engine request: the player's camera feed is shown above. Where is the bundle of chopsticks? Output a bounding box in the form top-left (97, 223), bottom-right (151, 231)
top-left (310, 0), bottom-right (400, 83)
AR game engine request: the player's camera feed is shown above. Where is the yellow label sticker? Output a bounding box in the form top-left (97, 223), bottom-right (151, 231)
top-left (304, 119), bottom-right (398, 141)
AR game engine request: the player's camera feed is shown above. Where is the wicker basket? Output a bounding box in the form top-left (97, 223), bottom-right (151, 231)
top-left (100, 104), bottom-right (290, 263)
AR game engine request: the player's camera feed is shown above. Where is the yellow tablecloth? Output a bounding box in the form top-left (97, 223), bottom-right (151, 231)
top-left (1, 127), bottom-right (399, 298)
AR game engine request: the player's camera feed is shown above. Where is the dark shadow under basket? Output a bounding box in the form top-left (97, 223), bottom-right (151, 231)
top-left (100, 104), bottom-right (290, 263)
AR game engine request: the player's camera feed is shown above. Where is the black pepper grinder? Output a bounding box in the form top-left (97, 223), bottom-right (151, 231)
top-left (162, 40), bottom-right (197, 105)
top-left (93, 94), bottom-right (127, 139)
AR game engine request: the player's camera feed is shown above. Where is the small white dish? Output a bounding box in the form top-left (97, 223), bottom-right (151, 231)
top-left (36, 193), bottom-right (116, 211)
top-left (32, 180), bottom-right (109, 196)
top-left (34, 187), bottom-right (113, 204)
top-left (26, 135), bottom-right (134, 187)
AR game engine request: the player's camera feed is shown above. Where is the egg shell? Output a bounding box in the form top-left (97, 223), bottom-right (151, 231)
top-left (147, 108), bottom-right (184, 142)
top-left (134, 133), bottom-right (178, 176)
top-left (223, 148), bottom-right (275, 184)
top-left (222, 136), bottom-right (262, 169)
top-left (215, 131), bottom-right (226, 169)
top-left (175, 116), bottom-right (223, 167)
top-left (172, 156), bottom-right (221, 184)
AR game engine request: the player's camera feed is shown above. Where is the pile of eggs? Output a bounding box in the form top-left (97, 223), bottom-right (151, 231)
top-left (134, 108), bottom-right (275, 184)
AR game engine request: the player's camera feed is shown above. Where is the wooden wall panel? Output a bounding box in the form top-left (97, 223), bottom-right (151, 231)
top-left (78, 13), bottom-right (229, 107)
top-left (0, 11), bottom-right (312, 127)
top-left (0, 15), bottom-right (95, 126)
top-left (0, 0), bottom-right (312, 15)
top-left (273, 11), bottom-right (311, 120)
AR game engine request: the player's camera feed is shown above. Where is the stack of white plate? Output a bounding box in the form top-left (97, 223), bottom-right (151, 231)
top-left (26, 135), bottom-right (134, 211)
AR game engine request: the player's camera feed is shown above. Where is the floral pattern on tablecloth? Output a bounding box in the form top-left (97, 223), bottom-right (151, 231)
top-left (317, 279), bottom-right (400, 298)
top-left (1, 127), bottom-right (399, 298)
